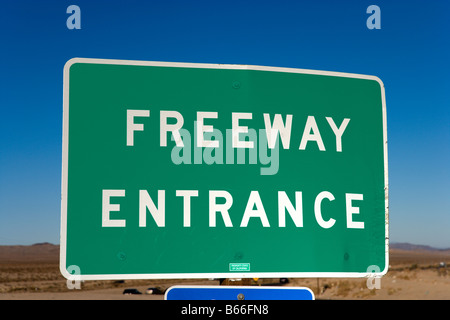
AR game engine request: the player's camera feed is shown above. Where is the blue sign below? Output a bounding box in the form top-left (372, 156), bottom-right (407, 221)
top-left (165, 285), bottom-right (314, 300)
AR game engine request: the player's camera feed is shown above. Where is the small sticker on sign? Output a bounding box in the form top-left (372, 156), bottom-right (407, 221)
top-left (229, 263), bottom-right (250, 271)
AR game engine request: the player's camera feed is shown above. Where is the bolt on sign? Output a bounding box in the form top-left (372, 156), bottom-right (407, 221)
top-left (60, 58), bottom-right (388, 280)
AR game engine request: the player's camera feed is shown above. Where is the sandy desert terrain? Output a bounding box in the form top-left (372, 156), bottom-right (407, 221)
top-left (0, 243), bottom-right (448, 300)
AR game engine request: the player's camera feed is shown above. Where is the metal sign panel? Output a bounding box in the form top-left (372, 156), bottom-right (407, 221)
top-left (60, 58), bottom-right (388, 280)
top-left (165, 285), bottom-right (315, 300)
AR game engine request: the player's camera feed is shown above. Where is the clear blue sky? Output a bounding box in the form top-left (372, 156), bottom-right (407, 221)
top-left (0, 0), bottom-right (449, 248)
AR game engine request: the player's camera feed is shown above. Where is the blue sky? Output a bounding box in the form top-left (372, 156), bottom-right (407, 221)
top-left (0, 0), bottom-right (449, 248)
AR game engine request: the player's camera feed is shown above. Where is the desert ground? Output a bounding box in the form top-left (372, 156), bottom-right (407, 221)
top-left (0, 243), bottom-right (448, 300)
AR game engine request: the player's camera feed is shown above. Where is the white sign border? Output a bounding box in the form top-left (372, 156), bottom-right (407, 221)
top-left (60, 58), bottom-right (389, 280)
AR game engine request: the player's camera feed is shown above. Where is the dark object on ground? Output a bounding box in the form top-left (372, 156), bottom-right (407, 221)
top-left (145, 287), bottom-right (164, 295)
top-left (123, 288), bottom-right (142, 295)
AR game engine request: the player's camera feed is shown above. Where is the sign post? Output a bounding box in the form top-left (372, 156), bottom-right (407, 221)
top-left (60, 58), bottom-right (388, 280)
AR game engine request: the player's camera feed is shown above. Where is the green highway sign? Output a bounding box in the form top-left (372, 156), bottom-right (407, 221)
top-left (60, 58), bottom-right (388, 280)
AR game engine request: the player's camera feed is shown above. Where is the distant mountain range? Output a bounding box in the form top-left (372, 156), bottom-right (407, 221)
top-left (0, 242), bottom-right (59, 263)
top-left (390, 242), bottom-right (450, 252)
